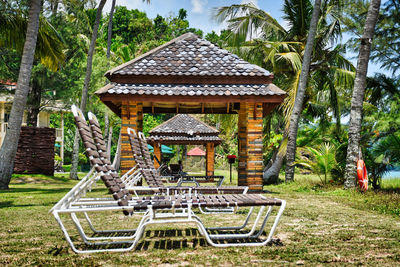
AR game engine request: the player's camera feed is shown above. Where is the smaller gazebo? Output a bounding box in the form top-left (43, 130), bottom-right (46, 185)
top-left (147, 114), bottom-right (221, 176)
top-left (187, 147), bottom-right (206, 157)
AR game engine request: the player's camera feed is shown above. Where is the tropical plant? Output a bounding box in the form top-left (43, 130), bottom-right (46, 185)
top-left (297, 142), bottom-right (337, 184)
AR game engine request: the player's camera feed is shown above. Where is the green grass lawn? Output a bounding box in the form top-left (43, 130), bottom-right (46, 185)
top-left (1, 172), bottom-right (399, 266)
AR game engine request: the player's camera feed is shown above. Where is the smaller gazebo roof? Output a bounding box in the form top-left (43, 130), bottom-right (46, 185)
top-left (187, 147), bottom-right (206, 156)
top-left (147, 114), bottom-right (222, 145)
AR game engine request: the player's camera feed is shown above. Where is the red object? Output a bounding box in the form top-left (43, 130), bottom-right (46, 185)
top-left (0, 80), bottom-right (17, 86)
top-left (227, 155), bottom-right (237, 159)
top-left (187, 147), bottom-right (206, 156)
top-left (357, 160), bottom-right (368, 191)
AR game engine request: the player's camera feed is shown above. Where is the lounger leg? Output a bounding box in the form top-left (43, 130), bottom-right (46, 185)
top-left (69, 210), bottom-right (153, 243)
top-left (70, 213), bottom-right (138, 244)
top-left (83, 212), bottom-right (138, 234)
top-left (205, 207), bottom-right (255, 231)
top-left (199, 206), bottom-right (235, 214)
top-left (208, 206), bottom-right (266, 239)
top-left (53, 211), bottom-right (137, 253)
top-left (193, 201), bottom-right (286, 247)
top-left (193, 207), bottom-right (255, 231)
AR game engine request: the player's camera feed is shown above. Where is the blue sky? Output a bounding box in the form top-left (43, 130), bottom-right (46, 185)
top-left (103, 0), bottom-right (386, 76)
top-left (104, 0), bottom-right (285, 34)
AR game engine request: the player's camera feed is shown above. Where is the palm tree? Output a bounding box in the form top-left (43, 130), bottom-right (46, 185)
top-left (344, 0), bottom-right (381, 189)
top-left (0, 2), bottom-right (65, 71)
top-left (285, 0), bottom-right (322, 182)
top-left (214, 0), bottom-right (354, 184)
top-left (69, 0), bottom-right (152, 179)
top-left (69, 0), bottom-right (108, 180)
top-left (0, 0), bottom-right (42, 189)
top-left (103, 0), bottom-right (117, 160)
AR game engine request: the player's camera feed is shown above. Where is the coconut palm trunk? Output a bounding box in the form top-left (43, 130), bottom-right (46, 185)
top-left (69, 0), bottom-right (107, 180)
top-left (344, 0), bottom-right (381, 189)
top-left (284, 0), bottom-right (321, 182)
top-left (103, 0), bottom-right (116, 159)
top-left (0, 0), bottom-right (41, 189)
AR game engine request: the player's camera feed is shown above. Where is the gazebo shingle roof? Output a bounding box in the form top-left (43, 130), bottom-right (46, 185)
top-left (96, 32), bottom-right (286, 116)
top-left (99, 83), bottom-right (285, 97)
top-left (148, 114), bottom-right (221, 144)
top-left (105, 32), bottom-right (270, 78)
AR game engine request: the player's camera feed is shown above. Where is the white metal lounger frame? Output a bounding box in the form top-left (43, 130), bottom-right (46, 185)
top-left (53, 193), bottom-right (286, 253)
top-left (51, 106), bottom-right (286, 253)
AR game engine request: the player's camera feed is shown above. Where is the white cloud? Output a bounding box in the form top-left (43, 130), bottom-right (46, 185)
top-left (191, 0), bottom-right (208, 14)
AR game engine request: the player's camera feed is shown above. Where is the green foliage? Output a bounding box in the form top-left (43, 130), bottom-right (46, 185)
top-left (78, 152), bottom-right (88, 165)
top-left (0, 1), bottom-right (65, 71)
top-left (343, 0), bottom-right (400, 76)
top-left (296, 143), bottom-right (337, 184)
top-left (142, 114), bottom-right (163, 136)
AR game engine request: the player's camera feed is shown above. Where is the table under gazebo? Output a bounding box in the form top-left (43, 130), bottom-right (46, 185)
top-left (96, 32), bottom-right (286, 191)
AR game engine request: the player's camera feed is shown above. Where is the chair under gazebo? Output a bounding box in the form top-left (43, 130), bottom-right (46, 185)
top-left (147, 114), bottom-right (223, 182)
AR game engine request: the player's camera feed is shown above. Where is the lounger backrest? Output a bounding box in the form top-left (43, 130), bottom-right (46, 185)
top-left (72, 105), bottom-right (131, 208)
top-left (126, 128), bottom-right (150, 170)
top-left (127, 129), bottom-right (164, 188)
top-left (137, 132), bottom-right (158, 172)
top-left (87, 113), bottom-right (134, 201)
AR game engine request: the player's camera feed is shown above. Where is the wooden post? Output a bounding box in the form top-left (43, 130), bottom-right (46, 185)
top-left (153, 142), bottom-right (161, 169)
top-left (246, 103), bottom-right (264, 191)
top-left (120, 101), bottom-right (143, 175)
top-left (206, 142), bottom-right (215, 177)
top-left (238, 103), bottom-right (248, 186)
top-left (237, 103), bottom-right (264, 192)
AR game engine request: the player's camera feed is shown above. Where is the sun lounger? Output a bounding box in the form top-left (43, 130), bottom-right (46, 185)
top-left (50, 105), bottom-right (286, 253)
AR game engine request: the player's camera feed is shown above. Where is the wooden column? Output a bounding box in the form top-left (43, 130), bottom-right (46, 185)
top-left (237, 103), bottom-right (264, 191)
top-left (153, 142), bottom-right (161, 169)
top-left (206, 142), bottom-right (215, 176)
top-left (247, 103), bottom-right (264, 192)
top-left (238, 103), bottom-right (248, 186)
top-left (120, 101), bottom-right (143, 175)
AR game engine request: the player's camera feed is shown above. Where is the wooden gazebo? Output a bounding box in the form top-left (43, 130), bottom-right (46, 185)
top-left (96, 32), bottom-right (285, 191)
top-left (147, 114), bottom-right (222, 176)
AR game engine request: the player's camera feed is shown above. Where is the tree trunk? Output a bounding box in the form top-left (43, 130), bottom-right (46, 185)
top-left (107, 125), bottom-right (112, 160)
top-left (0, 0), bottom-right (41, 189)
top-left (182, 145), bottom-right (187, 161)
top-left (263, 150), bottom-right (285, 184)
top-left (104, 111), bottom-right (109, 151)
top-left (285, 0), bottom-right (321, 182)
top-left (106, 0), bottom-right (116, 59)
top-left (344, 0), bottom-right (381, 189)
top-left (69, 0), bottom-right (107, 180)
top-left (112, 131), bottom-right (121, 170)
top-left (26, 80), bottom-right (41, 126)
top-left (263, 135), bottom-right (286, 184)
top-left (102, 0), bottom-right (116, 161)
top-left (51, 0), bottom-right (59, 17)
